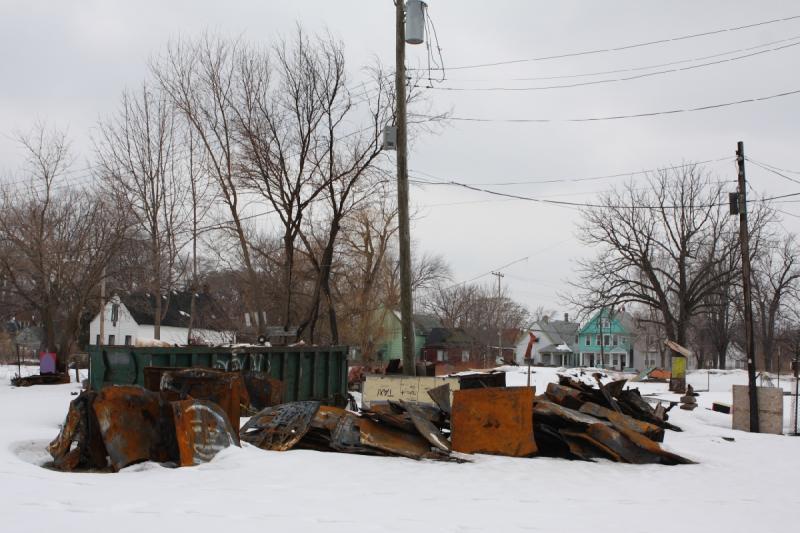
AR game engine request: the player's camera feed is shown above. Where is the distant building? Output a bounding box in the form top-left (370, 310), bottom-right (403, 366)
top-left (88, 292), bottom-right (234, 347)
top-left (515, 314), bottom-right (581, 366)
top-left (577, 308), bottom-right (636, 370)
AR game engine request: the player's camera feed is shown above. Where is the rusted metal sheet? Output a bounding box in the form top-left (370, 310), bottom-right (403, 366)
top-left (452, 387), bottom-right (538, 457)
top-left (545, 383), bottom-right (586, 410)
top-left (92, 386), bottom-right (176, 471)
top-left (427, 384), bottom-right (451, 414)
top-left (610, 423), bottom-right (694, 465)
top-left (579, 402), bottom-right (665, 443)
top-left (172, 399), bottom-right (239, 466)
top-left (240, 401), bottom-right (320, 451)
top-left (403, 401), bottom-right (451, 452)
top-left (241, 371), bottom-right (283, 410)
top-left (357, 416), bottom-right (434, 459)
top-left (160, 368), bottom-right (242, 426)
top-left (48, 391), bottom-right (106, 470)
top-left (361, 402), bottom-right (417, 433)
top-left (533, 400), bottom-right (611, 428)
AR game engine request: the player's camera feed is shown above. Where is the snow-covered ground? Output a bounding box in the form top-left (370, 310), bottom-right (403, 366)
top-left (1, 365), bottom-right (799, 533)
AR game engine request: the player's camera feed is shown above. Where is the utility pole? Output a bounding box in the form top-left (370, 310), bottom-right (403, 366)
top-left (396, 0), bottom-right (415, 376)
top-left (598, 308), bottom-right (605, 368)
top-left (736, 141), bottom-right (760, 433)
top-left (491, 271), bottom-right (505, 366)
top-left (99, 266), bottom-right (106, 348)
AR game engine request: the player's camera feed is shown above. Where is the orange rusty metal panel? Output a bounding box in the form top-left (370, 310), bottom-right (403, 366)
top-left (172, 399), bottom-right (239, 466)
top-left (451, 387), bottom-right (538, 457)
top-left (92, 386), bottom-right (176, 471)
top-left (160, 368), bottom-right (242, 426)
top-left (357, 416), bottom-right (433, 459)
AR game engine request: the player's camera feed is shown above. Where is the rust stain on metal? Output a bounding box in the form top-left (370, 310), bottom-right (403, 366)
top-left (451, 387), bottom-right (538, 457)
top-left (357, 416), bottom-right (433, 459)
top-left (92, 386), bottom-right (176, 471)
top-left (579, 402), bottom-right (664, 442)
top-left (241, 371), bottom-right (284, 410)
top-left (239, 401), bottom-right (320, 451)
top-left (172, 399), bottom-right (239, 466)
top-left (159, 368), bottom-right (242, 426)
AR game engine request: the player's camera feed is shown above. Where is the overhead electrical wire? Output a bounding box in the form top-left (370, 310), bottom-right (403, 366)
top-left (416, 13), bottom-right (800, 71)
top-left (410, 157), bottom-right (732, 186)
top-left (420, 87), bottom-right (800, 123)
top-left (449, 33), bottom-right (800, 83)
top-left (425, 40), bottom-right (800, 92)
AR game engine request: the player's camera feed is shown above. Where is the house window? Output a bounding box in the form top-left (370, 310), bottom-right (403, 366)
top-left (585, 336), bottom-right (590, 346)
top-left (461, 350), bottom-right (469, 362)
top-left (124, 335), bottom-right (132, 346)
top-left (600, 318), bottom-right (610, 329)
top-left (621, 337), bottom-right (627, 345)
top-left (108, 334), bottom-right (116, 345)
top-left (95, 334), bottom-right (100, 346)
top-left (244, 313), bottom-right (251, 328)
top-left (612, 335), bottom-right (618, 346)
top-left (603, 335), bottom-right (610, 346)
top-left (595, 334), bottom-right (601, 345)
top-left (436, 349), bottom-right (445, 362)
top-left (612, 355), bottom-right (618, 367)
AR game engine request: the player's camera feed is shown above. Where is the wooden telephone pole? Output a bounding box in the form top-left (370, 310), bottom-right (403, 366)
top-left (736, 141), bottom-right (760, 432)
top-left (396, 0), bottom-right (415, 376)
top-left (492, 271), bottom-right (505, 364)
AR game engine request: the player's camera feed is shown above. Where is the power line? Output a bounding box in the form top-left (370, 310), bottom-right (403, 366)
top-left (450, 34), bottom-right (800, 83)
top-left (424, 40), bottom-right (800, 92)
top-left (417, 13), bottom-right (800, 71)
top-left (746, 157), bottom-right (800, 185)
top-left (411, 157), bottom-right (732, 186)
top-left (407, 171), bottom-right (800, 210)
top-left (419, 87), bottom-right (800, 123)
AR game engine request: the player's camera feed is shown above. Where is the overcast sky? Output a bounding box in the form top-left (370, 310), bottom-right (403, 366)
top-left (2, 1), bottom-right (799, 319)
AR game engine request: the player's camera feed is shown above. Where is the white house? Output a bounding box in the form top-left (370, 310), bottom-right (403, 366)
top-left (514, 314), bottom-right (581, 366)
top-left (89, 292), bottom-right (235, 347)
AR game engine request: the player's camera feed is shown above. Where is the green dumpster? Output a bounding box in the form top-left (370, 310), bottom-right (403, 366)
top-left (89, 345), bottom-right (349, 406)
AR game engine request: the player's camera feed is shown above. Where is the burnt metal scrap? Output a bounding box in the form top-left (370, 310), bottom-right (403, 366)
top-left (49, 385), bottom-right (238, 472)
top-left (534, 375), bottom-right (693, 464)
top-left (49, 368), bottom-right (693, 469)
top-left (242, 400), bottom-right (452, 460)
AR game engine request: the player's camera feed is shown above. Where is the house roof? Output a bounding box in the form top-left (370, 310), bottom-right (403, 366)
top-left (426, 327), bottom-right (474, 346)
top-left (535, 319), bottom-right (580, 350)
top-left (118, 291), bottom-right (226, 329)
top-left (393, 311), bottom-right (442, 336)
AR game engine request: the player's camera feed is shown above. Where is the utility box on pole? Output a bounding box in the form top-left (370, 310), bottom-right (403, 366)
top-left (405, 0), bottom-right (427, 44)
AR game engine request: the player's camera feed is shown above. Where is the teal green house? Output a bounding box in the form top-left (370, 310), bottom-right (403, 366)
top-left (577, 308), bottom-right (635, 370)
top-left (375, 309), bottom-right (440, 362)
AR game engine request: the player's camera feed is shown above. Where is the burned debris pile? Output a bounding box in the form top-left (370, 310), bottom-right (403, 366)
top-left (48, 368), bottom-right (693, 472)
top-left (241, 400), bottom-right (453, 460)
top-left (533, 374), bottom-right (691, 464)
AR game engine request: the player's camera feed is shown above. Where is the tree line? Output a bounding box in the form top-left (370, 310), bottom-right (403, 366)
top-left (0, 30), bottom-right (530, 369)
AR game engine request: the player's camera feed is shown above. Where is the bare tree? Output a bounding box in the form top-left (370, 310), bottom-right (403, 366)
top-left (570, 165), bottom-right (739, 350)
top-left (153, 35), bottom-right (267, 336)
top-left (0, 125), bottom-right (129, 368)
top-left (96, 83), bottom-right (187, 339)
top-left (752, 233), bottom-right (800, 371)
